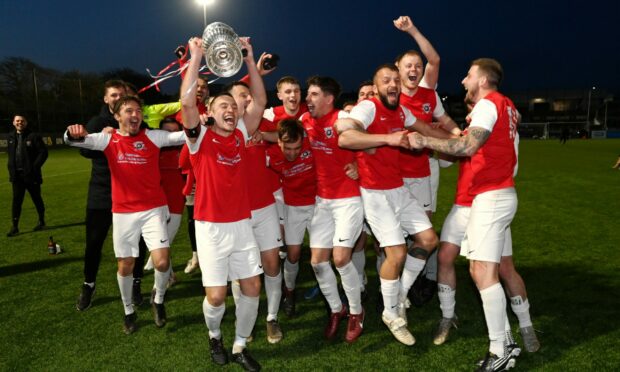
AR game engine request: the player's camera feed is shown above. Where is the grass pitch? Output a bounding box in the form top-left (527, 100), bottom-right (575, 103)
top-left (1, 139), bottom-right (619, 371)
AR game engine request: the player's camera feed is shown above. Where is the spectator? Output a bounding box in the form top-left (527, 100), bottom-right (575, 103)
top-left (6, 114), bottom-right (48, 237)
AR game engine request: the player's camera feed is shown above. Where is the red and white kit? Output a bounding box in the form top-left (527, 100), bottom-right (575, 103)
top-left (187, 124), bottom-right (262, 286)
top-left (399, 86), bottom-right (446, 210)
top-left (65, 128), bottom-right (185, 257)
top-left (301, 109), bottom-right (363, 248)
top-left (262, 103), bottom-right (310, 221)
top-left (267, 137), bottom-right (316, 245)
top-left (461, 91), bottom-right (520, 263)
top-left (348, 97), bottom-right (432, 247)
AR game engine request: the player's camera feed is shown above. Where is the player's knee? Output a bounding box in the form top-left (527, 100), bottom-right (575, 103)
top-left (421, 233), bottom-right (439, 250)
top-left (207, 293), bottom-right (226, 307)
top-left (387, 247), bottom-right (407, 264)
top-left (332, 255), bottom-right (349, 268)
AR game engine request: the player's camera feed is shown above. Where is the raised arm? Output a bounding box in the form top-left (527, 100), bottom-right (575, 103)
top-left (180, 37), bottom-right (203, 141)
top-left (394, 15), bottom-right (440, 88)
top-left (240, 38), bottom-right (267, 135)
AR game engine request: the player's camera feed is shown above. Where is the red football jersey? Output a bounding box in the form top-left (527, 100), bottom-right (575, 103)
top-left (348, 98), bottom-right (415, 190)
top-left (261, 103), bottom-right (309, 192)
top-left (301, 109), bottom-right (360, 199)
top-left (468, 91), bottom-right (519, 196)
top-left (266, 138), bottom-right (316, 206)
top-left (103, 129), bottom-right (183, 213)
top-left (398, 87), bottom-right (444, 178)
top-left (159, 146), bottom-right (185, 214)
top-left (189, 127), bottom-right (251, 222)
top-left (244, 137), bottom-right (276, 210)
top-left (454, 157), bottom-right (475, 207)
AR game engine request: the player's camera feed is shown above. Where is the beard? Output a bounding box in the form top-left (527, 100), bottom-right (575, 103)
top-left (378, 92), bottom-right (399, 110)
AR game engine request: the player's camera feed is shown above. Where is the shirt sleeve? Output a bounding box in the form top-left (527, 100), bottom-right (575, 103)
top-left (469, 99), bottom-right (498, 131)
top-left (146, 129), bottom-right (186, 148)
top-left (348, 100), bottom-right (376, 130)
top-left (401, 105), bottom-right (417, 128)
top-left (432, 91), bottom-right (446, 118)
top-left (262, 107), bottom-right (275, 122)
top-left (64, 131), bottom-right (110, 151)
top-left (237, 119), bottom-right (250, 141)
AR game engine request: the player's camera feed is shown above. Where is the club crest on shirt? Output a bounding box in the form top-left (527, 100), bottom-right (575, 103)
top-left (422, 103), bottom-right (431, 113)
top-left (324, 127), bottom-right (334, 139)
top-left (300, 150), bottom-right (311, 160)
top-left (133, 141), bottom-right (145, 151)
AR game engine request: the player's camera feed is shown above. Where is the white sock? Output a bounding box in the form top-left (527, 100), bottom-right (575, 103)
top-left (203, 297), bottom-right (225, 339)
top-left (265, 273), bottom-right (282, 321)
top-left (480, 282), bottom-right (508, 357)
top-left (438, 283), bottom-right (456, 319)
top-left (153, 265), bottom-right (170, 304)
top-left (505, 315), bottom-right (516, 345)
top-left (510, 296), bottom-right (533, 328)
top-left (312, 261), bottom-right (342, 313)
top-left (84, 282), bottom-right (95, 288)
top-left (192, 251), bottom-right (198, 261)
top-left (117, 273), bottom-right (134, 315)
top-left (399, 255), bottom-right (426, 301)
top-left (336, 261), bottom-right (362, 315)
top-left (351, 250), bottom-right (366, 291)
top-left (283, 259), bottom-right (299, 290)
top-left (380, 277), bottom-right (400, 320)
top-left (235, 293), bottom-right (259, 343)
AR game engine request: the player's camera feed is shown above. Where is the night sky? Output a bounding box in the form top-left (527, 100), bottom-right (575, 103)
top-left (2, 0), bottom-right (619, 96)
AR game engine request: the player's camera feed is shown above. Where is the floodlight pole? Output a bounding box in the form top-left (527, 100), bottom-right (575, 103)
top-left (202, 4), bottom-right (207, 28)
top-left (586, 86), bottom-right (595, 133)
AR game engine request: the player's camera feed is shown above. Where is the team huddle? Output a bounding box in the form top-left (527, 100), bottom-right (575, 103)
top-left (64, 16), bottom-right (539, 372)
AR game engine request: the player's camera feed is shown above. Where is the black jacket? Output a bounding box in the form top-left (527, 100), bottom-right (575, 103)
top-left (81, 105), bottom-right (119, 210)
top-left (7, 127), bottom-right (48, 184)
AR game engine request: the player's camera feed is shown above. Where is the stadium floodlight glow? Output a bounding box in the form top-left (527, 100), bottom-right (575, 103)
top-left (195, 0), bottom-right (216, 28)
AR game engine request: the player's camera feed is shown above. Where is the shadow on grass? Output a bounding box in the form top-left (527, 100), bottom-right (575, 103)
top-left (0, 256), bottom-right (82, 277)
top-left (5, 221), bottom-right (86, 238)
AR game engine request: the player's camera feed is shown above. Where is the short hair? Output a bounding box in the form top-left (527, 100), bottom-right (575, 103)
top-left (277, 76), bottom-right (300, 91)
top-left (103, 79), bottom-right (126, 96)
top-left (357, 80), bottom-right (373, 92)
top-left (373, 63), bottom-right (399, 82)
top-left (208, 92), bottom-right (235, 111)
top-left (13, 114), bottom-right (27, 121)
top-left (222, 81), bottom-right (249, 94)
top-left (112, 95), bottom-right (142, 114)
top-left (306, 76), bottom-right (341, 99)
top-left (277, 118), bottom-right (305, 143)
top-left (342, 100), bottom-right (357, 109)
top-left (395, 50), bottom-right (423, 64)
top-left (159, 117), bottom-right (181, 130)
top-left (471, 58), bottom-right (503, 88)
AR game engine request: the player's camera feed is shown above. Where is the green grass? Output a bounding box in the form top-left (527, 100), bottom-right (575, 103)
top-left (1, 139), bottom-right (620, 371)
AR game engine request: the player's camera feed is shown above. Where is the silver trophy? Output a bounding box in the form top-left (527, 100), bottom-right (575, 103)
top-left (202, 22), bottom-right (244, 78)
